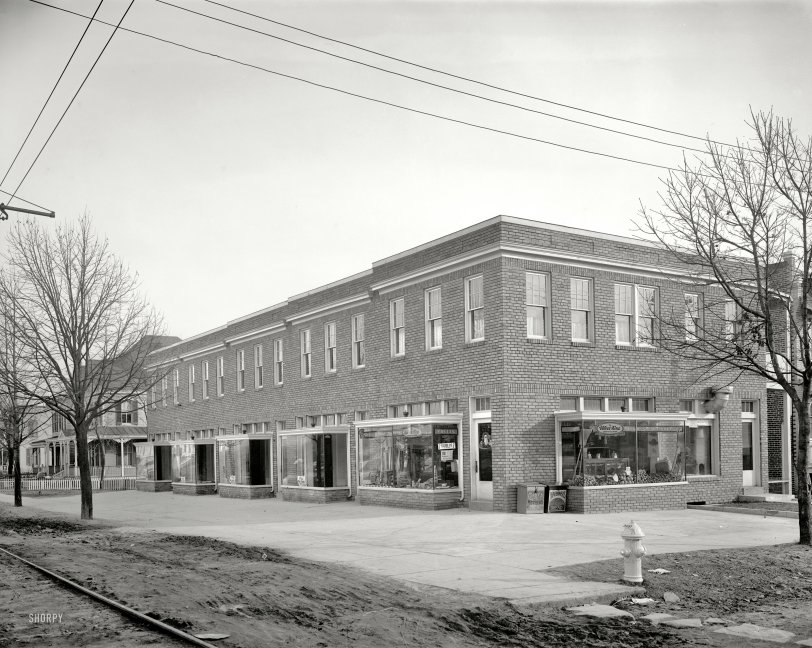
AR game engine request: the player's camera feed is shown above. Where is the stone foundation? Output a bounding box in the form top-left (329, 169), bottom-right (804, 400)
top-left (135, 480), bottom-right (172, 492)
top-left (280, 487), bottom-right (350, 503)
top-left (218, 484), bottom-right (275, 499)
top-left (171, 482), bottom-right (217, 496)
top-left (358, 488), bottom-right (463, 510)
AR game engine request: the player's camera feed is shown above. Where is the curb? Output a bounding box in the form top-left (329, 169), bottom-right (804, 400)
top-left (687, 504), bottom-right (798, 519)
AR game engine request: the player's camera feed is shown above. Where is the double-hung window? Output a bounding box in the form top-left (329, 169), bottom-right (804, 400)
top-left (615, 283), bottom-right (658, 346)
top-left (216, 356), bottom-right (224, 396)
top-left (390, 298), bottom-right (405, 357)
top-left (202, 361), bottom-right (210, 399)
top-left (150, 386), bottom-right (156, 409)
top-left (351, 314), bottom-right (365, 368)
top-left (570, 278), bottom-right (593, 342)
top-left (173, 370), bottom-right (179, 405)
top-left (162, 376), bottom-right (167, 407)
top-left (274, 339), bottom-right (284, 384)
top-left (684, 293), bottom-right (701, 341)
top-left (301, 329), bottom-right (311, 378)
top-left (324, 322), bottom-right (337, 373)
top-left (236, 349), bottom-right (245, 391)
top-left (526, 272), bottom-right (550, 339)
top-left (724, 299), bottom-right (738, 340)
top-left (188, 365), bottom-right (195, 403)
top-left (425, 287), bottom-right (442, 350)
top-left (254, 344), bottom-right (264, 388)
top-left (465, 275), bottom-right (484, 342)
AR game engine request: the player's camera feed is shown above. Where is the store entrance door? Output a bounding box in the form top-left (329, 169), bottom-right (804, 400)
top-left (473, 420), bottom-right (493, 503)
top-left (742, 420), bottom-right (757, 487)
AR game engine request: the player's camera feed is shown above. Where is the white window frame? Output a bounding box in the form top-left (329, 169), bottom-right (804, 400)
top-left (351, 314), bottom-right (365, 368)
top-left (150, 386), bottom-right (156, 409)
top-left (236, 349), bottom-right (245, 392)
top-left (724, 299), bottom-right (739, 340)
top-left (465, 275), bottom-right (485, 342)
top-left (274, 339), bottom-right (284, 385)
top-left (425, 287), bottom-right (442, 350)
top-left (390, 298), bottom-right (405, 357)
top-left (526, 272), bottom-right (550, 339)
top-left (570, 277), bottom-right (593, 342)
top-left (216, 356), bottom-right (224, 397)
top-left (324, 322), bottom-right (337, 373)
top-left (162, 376), bottom-right (167, 407)
top-left (202, 361), bottom-right (210, 400)
top-left (301, 329), bottom-right (312, 378)
top-left (188, 365), bottom-right (195, 403)
top-left (254, 344), bottom-right (264, 389)
top-left (614, 283), bottom-right (658, 347)
top-left (684, 292), bottom-right (701, 341)
top-left (173, 369), bottom-right (179, 405)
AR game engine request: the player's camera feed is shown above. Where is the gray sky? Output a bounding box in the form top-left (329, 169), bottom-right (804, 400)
top-left (2, 0), bottom-right (810, 339)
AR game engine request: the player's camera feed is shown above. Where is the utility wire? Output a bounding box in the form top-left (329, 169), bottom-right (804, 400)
top-left (0, 188), bottom-right (53, 212)
top-left (29, 0), bottom-right (684, 173)
top-left (202, 0), bottom-right (734, 149)
top-left (155, 0), bottom-right (707, 156)
top-left (7, 0), bottom-right (135, 206)
top-left (1, 0), bottom-right (105, 193)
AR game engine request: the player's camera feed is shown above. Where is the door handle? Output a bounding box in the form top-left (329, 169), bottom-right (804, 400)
top-left (474, 460), bottom-right (478, 473)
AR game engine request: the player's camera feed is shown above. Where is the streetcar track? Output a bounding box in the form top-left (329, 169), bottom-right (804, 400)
top-left (0, 545), bottom-right (221, 648)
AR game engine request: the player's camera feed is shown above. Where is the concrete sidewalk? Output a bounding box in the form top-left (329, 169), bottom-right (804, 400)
top-left (1, 491), bottom-right (799, 606)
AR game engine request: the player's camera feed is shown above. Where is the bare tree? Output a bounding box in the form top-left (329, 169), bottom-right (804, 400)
top-left (639, 109), bottom-right (812, 545)
top-left (0, 216), bottom-right (165, 519)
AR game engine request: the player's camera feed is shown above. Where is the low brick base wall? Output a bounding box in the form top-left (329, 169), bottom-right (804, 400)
top-left (171, 482), bottom-right (217, 496)
top-left (280, 487), bottom-right (350, 503)
top-left (135, 480), bottom-right (172, 492)
top-left (358, 488), bottom-right (463, 510)
top-left (567, 483), bottom-right (689, 514)
top-left (218, 484), bottom-right (275, 499)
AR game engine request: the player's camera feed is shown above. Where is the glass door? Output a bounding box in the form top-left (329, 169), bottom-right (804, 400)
top-left (474, 421), bottom-right (493, 501)
top-left (742, 421), bottom-right (755, 487)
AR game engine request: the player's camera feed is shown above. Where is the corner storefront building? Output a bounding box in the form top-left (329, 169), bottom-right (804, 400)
top-left (140, 216), bottom-right (795, 513)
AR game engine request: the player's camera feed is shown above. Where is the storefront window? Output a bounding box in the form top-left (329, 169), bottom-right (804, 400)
top-left (359, 423), bottom-right (459, 490)
top-left (280, 432), bottom-right (348, 487)
top-left (135, 444), bottom-right (154, 481)
top-left (219, 438), bottom-right (272, 486)
top-left (685, 424), bottom-right (713, 476)
top-left (562, 419), bottom-right (686, 486)
top-left (172, 443), bottom-right (215, 483)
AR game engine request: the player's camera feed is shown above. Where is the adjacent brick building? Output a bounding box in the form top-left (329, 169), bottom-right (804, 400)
top-left (139, 216), bottom-right (792, 512)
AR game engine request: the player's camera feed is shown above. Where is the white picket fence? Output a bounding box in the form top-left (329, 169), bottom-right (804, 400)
top-left (0, 477), bottom-right (136, 491)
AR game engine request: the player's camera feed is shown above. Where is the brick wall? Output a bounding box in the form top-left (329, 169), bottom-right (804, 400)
top-left (218, 484), bottom-right (275, 499)
top-left (172, 482), bottom-right (216, 496)
top-left (280, 487), bottom-right (350, 504)
top-left (358, 488), bottom-right (463, 510)
top-left (568, 483), bottom-right (689, 513)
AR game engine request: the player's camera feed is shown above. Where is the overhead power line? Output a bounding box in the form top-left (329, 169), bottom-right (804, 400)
top-left (1, 0), bottom-right (105, 192)
top-left (7, 0), bottom-right (135, 206)
top-left (202, 0), bottom-right (733, 149)
top-left (29, 0), bottom-right (684, 173)
top-left (0, 188), bottom-right (54, 212)
top-left (155, 0), bottom-right (707, 156)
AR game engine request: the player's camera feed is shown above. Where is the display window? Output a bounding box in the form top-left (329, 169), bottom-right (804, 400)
top-left (279, 429), bottom-right (349, 488)
top-left (218, 437), bottom-right (273, 486)
top-left (171, 442), bottom-right (215, 483)
top-left (136, 443), bottom-right (172, 481)
top-left (359, 423), bottom-right (459, 490)
top-left (558, 415), bottom-right (688, 486)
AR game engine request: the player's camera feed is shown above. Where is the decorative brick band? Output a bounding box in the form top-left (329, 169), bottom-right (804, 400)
top-left (280, 487), bottom-right (350, 503)
top-left (171, 482), bottom-right (217, 496)
top-left (358, 488), bottom-right (463, 510)
top-left (135, 480), bottom-right (172, 492)
top-left (218, 484), bottom-right (275, 499)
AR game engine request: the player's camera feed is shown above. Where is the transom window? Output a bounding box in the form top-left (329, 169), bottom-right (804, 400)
top-left (526, 272), bottom-right (550, 339)
top-left (558, 396), bottom-right (652, 413)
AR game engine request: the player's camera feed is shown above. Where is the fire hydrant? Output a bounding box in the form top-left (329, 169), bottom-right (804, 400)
top-left (620, 520), bottom-right (647, 584)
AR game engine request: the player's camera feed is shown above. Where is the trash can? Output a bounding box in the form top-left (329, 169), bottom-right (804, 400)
top-left (545, 484), bottom-right (568, 513)
top-left (517, 483), bottom-right (546, 514)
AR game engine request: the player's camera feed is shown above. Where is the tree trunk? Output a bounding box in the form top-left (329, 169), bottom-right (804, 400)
top-left (95, 431), bottom-right (106, 491)
top-left (13, 446), bottom-right (22, 507)
top-left (796, 401), bottom-right (812, 545)
top-left (75, 421), bottom-right (93, 520)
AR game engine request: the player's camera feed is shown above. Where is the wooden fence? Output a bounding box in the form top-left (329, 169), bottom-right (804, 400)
top-left (0, 477), bottom-right (136, 491)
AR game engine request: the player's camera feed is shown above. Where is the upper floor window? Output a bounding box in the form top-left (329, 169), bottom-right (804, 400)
top-left (724, 299), bottom-right (739, 340)
top-left (202, 361), bottom-right (210, 399)
top-left (254, 344), bottom-right (264, 389)
top-left (236, 349), bottom-right (245, 391)
top-left (351, 314), bottom-right (365, 368)
top-left (150, 386), bottom-right (156, 409)
top-left (615, 283), bottom-right (658, 346)
top-left (301, 329), bottom-right (312, 378)
top-left (465, 275), bottom-right (484, 342)
top-left (173, 369), bottom-right (179, 405)
top-left (274, 339), bottom-right (284, 385)
top-left (425, 287), bottom-right (442, 350)
top-left (570, 278), bottom-right (593, 342)
top-left (390, 298), bottom-right (405, 357)
top-left (188, 365), bottom-right (196, 402)
top-left (216, 356), bottom-right (225, 396)
top-left (526, 272), bottom-right (550, 339)
top-left (161, 376), bottom-right (167, 407)
top-left (324, 322), bottom-right (337, 373)
top-left (117, 400), bottom-right (138, 425)
top-left (684, 293), bottom-right (701, 341)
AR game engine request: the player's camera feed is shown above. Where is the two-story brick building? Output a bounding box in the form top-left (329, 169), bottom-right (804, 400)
top-left (140, 216), bottom-right (793, 512)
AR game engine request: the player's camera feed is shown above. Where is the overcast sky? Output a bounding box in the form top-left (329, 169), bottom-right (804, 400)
top-left (1, 0), bottom-right (810, 340)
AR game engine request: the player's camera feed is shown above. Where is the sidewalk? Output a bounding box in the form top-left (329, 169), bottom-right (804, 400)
top-left (1, 490), bottom-right (799, 606)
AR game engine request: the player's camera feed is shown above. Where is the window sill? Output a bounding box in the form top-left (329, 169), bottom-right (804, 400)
top-left (686, 475), bottom-right (720, 482)
top-left (526, 337), bottom-right (552, 345)
top-left (571, 340), bottom-right (594, 348)
top-left (615, 344), bottom-right (659, 352)
top-left (324, 371), bottom-right (337, 378)
top-left (280, 485), bottom-right (349, 490)
top-left (426, 346), bottom-right (444, 354)
top-left (390, 355), bottom-right (406, 362)
top-left (352, 365), bottom-right (365, 372)
top-left (255, 386), bottom-right (264, 391)
top-left (466, 339), bottom-right (486, 348)
top-left (358, 486), bottom-right (461, 493)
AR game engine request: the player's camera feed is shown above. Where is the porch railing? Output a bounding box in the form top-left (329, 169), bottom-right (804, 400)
top-left (0, 476), bottom-right (136, 491)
